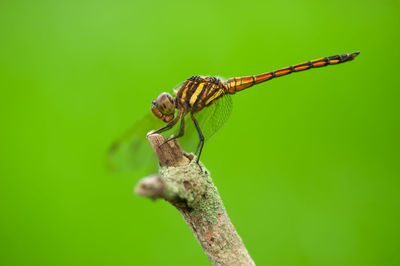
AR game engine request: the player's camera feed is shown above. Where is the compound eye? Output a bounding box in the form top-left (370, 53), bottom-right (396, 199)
top-left (167, 95), bottom-right (173, 103)
top-left (152, 100), bottom-right (156, 105)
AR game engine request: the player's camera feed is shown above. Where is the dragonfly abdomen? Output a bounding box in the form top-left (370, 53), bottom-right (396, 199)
top-left (225, 52), bottom-right (360, 94)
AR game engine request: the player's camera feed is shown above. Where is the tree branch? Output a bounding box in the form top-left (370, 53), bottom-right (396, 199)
top-left (135, 134), bottom-right (255, 265)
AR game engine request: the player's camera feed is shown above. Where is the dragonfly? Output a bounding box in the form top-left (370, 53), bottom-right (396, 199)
top-left (109, 52), bottom-right (360, 172)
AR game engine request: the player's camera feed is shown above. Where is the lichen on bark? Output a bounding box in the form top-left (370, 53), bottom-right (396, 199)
top-left (160, 158), bottom-right (225, 225)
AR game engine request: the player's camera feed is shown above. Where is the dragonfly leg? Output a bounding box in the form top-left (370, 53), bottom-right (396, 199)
top-left (190, 112), bottom-right (204, 164)
top-left (147, 109), bottom-right (181, 136)
top-left (160, 112), bottom-right (186, 146)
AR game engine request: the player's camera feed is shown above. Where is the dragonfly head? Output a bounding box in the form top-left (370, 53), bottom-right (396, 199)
top-left (151, 92), bottom-right (175, 122)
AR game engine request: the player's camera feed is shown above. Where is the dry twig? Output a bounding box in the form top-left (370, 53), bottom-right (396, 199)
top-left (135, 134), bottom-right (255, 266)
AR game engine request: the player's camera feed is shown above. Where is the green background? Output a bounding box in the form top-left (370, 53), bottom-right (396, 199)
top-left (1, 0), bottom-right (399, 265)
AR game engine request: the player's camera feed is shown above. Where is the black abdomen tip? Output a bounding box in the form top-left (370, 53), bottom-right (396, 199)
top-left (351, 51), bottom-right (360, 58)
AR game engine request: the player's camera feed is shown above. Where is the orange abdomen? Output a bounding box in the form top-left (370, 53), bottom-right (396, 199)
top-left (225, 52), bottom-right (360, 94)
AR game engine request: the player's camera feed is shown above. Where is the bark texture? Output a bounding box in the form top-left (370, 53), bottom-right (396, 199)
top-left (135, 134), bottom-right (255, 266)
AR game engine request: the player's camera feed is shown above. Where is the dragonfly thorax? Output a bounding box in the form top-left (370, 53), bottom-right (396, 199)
top-left (151, 92), bottom-right (176, 122)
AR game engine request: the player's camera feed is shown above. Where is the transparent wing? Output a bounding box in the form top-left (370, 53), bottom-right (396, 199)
top-left (107, 113), bottom-right (165, 173)
top-left (108, 94), bottom-right (233, 173)
top-left (198, 94), bottom-right (233, 140)
top-left (175, 94), bottom-right (233, 153)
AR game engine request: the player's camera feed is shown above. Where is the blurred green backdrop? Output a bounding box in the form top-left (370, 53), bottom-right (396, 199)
top-left (1, 0), bottom-right (399, 265)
